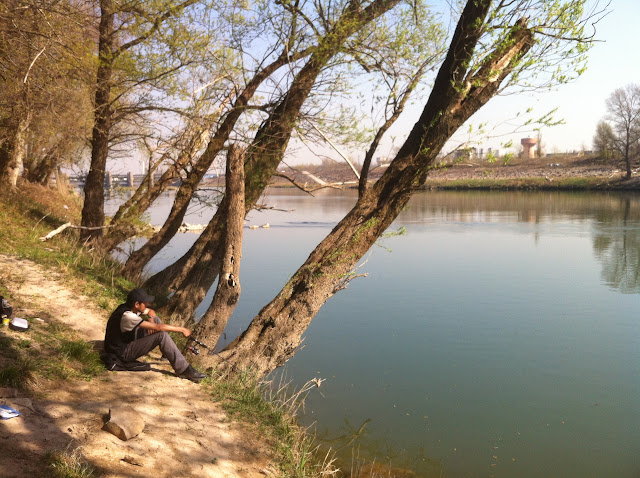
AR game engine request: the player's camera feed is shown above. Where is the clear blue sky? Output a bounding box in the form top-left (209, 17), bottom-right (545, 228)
top-left (451, 0), bottom-right (639, 155)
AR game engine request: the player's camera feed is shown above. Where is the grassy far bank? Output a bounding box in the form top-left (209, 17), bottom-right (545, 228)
top-left (422, 176), bottom-right (612, 190)
top-left (0, 182), bottom-right (335, 478)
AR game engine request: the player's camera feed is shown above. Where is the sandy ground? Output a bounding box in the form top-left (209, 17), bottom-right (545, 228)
top-left (0, 254), bottom-right (274, 478)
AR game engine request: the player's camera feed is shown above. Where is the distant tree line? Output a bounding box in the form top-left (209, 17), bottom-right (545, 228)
top-left (593, 84), bottom-right (640, 179)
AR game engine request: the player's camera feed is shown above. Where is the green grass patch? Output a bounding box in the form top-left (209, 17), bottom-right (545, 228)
top-left (46, 448), bottom-right (97, 478)
top-left (0, 356), bottom-right (37, 389)
top-left (206, 372), bottom-right (336, 478)
top-left (424, 176), bottom-right (614, 191)
top-left (58, 339), bottom-right (105, 378)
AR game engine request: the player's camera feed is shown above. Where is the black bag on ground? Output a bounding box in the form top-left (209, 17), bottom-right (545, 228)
top-left (0, 296), bottom-right (13, 318)
top-left (101, 352), bottom-right (151, 372)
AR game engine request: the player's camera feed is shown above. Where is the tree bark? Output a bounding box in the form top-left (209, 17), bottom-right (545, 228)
top-left (189, 145), bottom-right (245, 352)
top-left (624, 142), bottom-right (632, 179)
top-left (80, 0), bottom-right (113, 241)
top-left (210, 1), bottom-right (534, 377)
top-left (0, 113), bottom-right (31, 187)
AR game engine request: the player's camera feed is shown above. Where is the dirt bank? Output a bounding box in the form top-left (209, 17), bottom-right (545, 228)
top-left (0, 254), bottom-right (274, 478)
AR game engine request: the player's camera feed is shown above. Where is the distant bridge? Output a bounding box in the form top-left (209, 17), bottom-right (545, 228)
top-left (68, 172), bottom-right (188, 189)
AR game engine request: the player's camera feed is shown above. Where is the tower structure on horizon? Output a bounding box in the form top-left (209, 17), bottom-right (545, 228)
top-left (521, 137), bottom-right (537, 158)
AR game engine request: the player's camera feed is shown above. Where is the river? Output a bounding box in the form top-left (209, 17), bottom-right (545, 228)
top-left (106, 189), bottom-right (640, 477)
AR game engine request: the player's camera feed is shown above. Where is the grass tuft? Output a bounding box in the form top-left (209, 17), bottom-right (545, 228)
top-left (207, 370), bottom-right (337, 478)
top-left (46, 447), bottom-right (97, 478)
top-left (58, 340), bottom-right (105, 378)
top-left (0, 356), bottom-right (37, 389)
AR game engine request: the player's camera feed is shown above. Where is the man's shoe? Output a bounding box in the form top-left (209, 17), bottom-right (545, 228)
top-left (178, 365), bottom-right (206, 383)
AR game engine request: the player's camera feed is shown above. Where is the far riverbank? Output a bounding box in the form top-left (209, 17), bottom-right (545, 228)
top-left (258, 154), bottom-right (640, 191)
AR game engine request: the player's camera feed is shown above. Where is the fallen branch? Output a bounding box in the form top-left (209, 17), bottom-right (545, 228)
top-left (40, 223), bottom-right (115, 241)
top-left (273, 172), bottom-right (349, 194)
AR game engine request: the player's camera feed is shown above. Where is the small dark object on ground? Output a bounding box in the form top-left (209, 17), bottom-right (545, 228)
top-left (0, 296), bottom-right (13, 318)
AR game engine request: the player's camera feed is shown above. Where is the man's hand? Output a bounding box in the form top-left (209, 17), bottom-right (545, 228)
top-left (181, 328), bottom-right (191, 338)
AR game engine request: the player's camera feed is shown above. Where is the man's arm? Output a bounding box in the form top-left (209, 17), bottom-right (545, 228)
top-left (138, 319), bottom-right (191, 337)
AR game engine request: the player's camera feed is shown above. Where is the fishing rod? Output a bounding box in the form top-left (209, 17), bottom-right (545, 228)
top-left (187, 336), bottom-right (214, 355)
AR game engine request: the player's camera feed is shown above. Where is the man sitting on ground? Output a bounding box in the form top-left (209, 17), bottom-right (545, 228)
top-left (104, 288), bottom-right (206, 382)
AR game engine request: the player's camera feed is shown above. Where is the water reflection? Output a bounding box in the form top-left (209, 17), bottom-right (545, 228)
top-left (591, 196), bottom-right (640, 293)
top-left (402, 190), bottom-right (625, 225)
top-left (400, 191), bottom-right (640, 293)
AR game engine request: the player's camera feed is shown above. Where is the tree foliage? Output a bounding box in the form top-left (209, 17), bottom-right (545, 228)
top-left (0, 0), bottom-right (94, 186)
top-left (593, 120), bottom-right (615, 159)
top-left (600, 84), bottom-right (640, 178)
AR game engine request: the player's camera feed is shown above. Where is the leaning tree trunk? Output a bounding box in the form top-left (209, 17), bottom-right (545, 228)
top-left (81, 0), bottom-right (114, 241)
top-left (189, 145), bottom-right (245, 354)
top-left (144, 215), bottom-right (224, 293)
top-left (210, 1), bottom-right (533, 378)
top-left (148, 0), bottom-right (403, 310)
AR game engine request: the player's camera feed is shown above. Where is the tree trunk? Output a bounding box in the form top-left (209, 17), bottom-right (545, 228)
top-left (0, 113), bottom-right (31, 187)
top-left (55, 167), bottom-right (70, 195)
top-left (209, 1), bottom-right (533, 377)
top-left (0, 140), bottom-right (9, 176)
top-left (144, 221), bottom-right (224, 293)
top-left (624, 144), bottom-right (632, 179)
top-left (25, 153), bottom-right (57, 185)
top-left (80, 0), bottom-right (114, 241)
top-left (147, 0), bottom-right (402, 309)
top-left (190, 145), bottom-right (245, 353)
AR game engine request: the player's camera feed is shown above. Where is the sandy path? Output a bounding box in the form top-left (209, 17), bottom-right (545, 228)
top-left (0, 254), bottom-right (273, 478)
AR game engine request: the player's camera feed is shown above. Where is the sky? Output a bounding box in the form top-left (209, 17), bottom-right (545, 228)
top-left (466, 0), bottom-right (640, 155)
top-left (293, 0), bottom-right (639, 166)
top-left (108, 0), bottom-right (639, 173)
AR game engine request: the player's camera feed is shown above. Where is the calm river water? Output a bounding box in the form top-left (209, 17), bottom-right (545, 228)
top-left (106, 189), bottom-right (640, 477)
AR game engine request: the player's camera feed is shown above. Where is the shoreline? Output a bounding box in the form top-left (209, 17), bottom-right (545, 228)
top-left (260, 154), bottom-right (640, 192)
